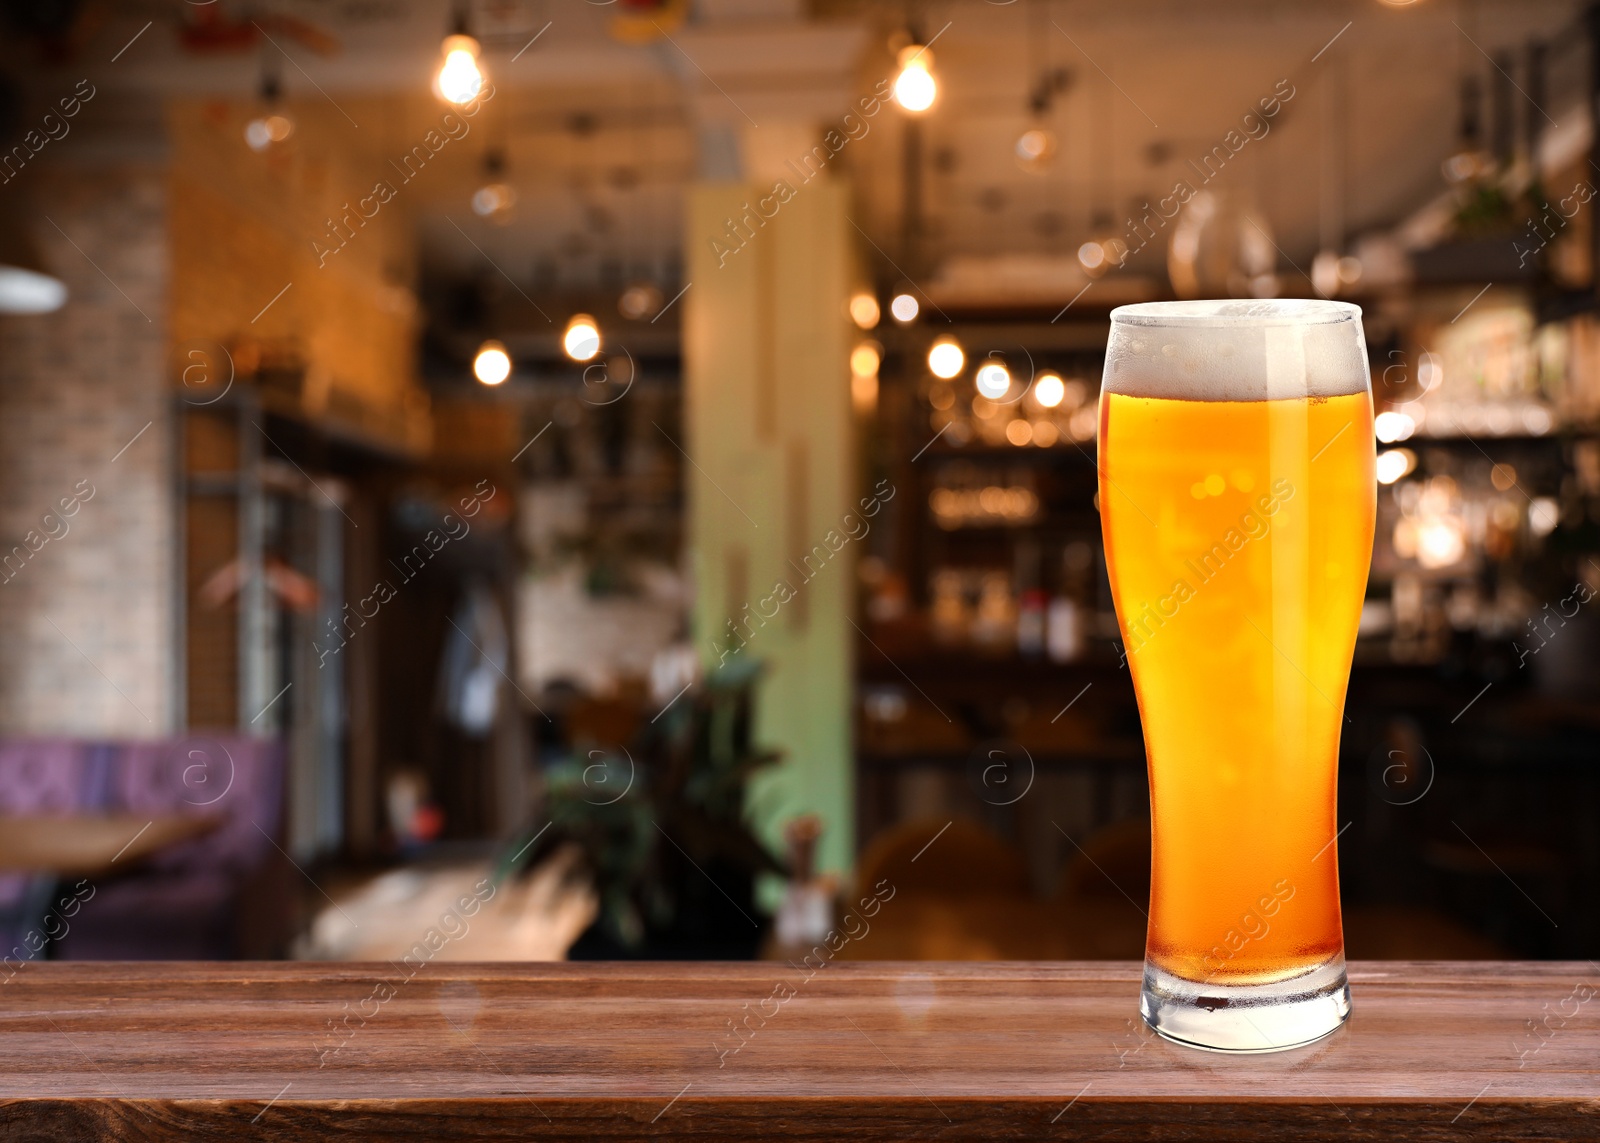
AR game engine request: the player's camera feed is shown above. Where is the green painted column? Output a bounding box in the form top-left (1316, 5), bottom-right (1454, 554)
top-left (683, 179), bottom-right (856, 885)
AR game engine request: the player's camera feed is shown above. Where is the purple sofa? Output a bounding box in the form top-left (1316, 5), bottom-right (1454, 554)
top-left (0, 735), bottom-right (287, 960)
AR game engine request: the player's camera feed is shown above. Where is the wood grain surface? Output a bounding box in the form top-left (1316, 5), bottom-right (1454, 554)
top-left (0, 960), bottom-right (1594, 1141)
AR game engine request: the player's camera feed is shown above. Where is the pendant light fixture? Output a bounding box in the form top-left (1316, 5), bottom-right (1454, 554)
top-left (890, 292), bottom-right (919, 323)
top-left (615, 90), bottom-right (663, 322)
top-left (1078, 74), bottom-right (1123, 275)
top-left (0, 214), bottom-right (66, 314)
top-left (563, 314), bottom-right (601, 362)
top-left (1016, 3), bottom-right (1069, 173)
top-left (1311, 58), bottom-right (1350, 298)
top-left (618, 283), bottom-right (663, 321)
top-left (927, 338), bottom-right (964, 379)
top-left (244, 56), bottom-right (294, 152)
top-left (435, 4), bottom-right (485, 107)
top-left (1442, 3), bottom-right (1492, 185)
top-left (473, 339), bottom-right (511, 385)
top-left (471, 148), bottom-right (517, 225)
top-left (892, 42), bottom-right (938, 113)
top-left (1441, 74), bottom-right (1492, 184)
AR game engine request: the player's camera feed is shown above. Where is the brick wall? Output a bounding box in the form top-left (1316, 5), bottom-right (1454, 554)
top-left (0, 164), bottom-right (174, 736)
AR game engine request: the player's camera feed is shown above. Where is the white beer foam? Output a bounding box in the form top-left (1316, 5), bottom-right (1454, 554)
top-left (1102, 300), bottom-right (1369, 402)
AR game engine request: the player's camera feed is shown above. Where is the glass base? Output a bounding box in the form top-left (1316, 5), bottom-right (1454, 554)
top-left (1140, 956), bottom-right (1350, 1053)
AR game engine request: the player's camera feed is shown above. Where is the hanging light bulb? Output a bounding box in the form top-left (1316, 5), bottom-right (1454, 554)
top-left (471, 181), bottom-right (515, 222)
top-left (1017, 67), bottom-right (1070, 172)
top-left (1015, 128), bottom-right (1057, 172)
top-left (563, 314), bottom-right (601, 362)
top-left (436, 35), bottom-right (484, 104)
top-left (1441, 74), bottom-right (1492, 184)
top-left (893, 45), bottom-right (938, 113)
top-left (975, 361), bottom-right (1011, 399)
top-left (471, 148), bottom-right (517, 224)
top-left (890, 292), bottom-right (919, 323)
top-left (1376, 449), bottom-right (1417, 485)
top-left (435, 9), bottom-right (485, 107)
top-left (473, 339), bottom-right (511, 386)
top-left (852, 340), bottom-right (881, 415)
top-left (849, 292), bottom-right (881, 329)
top-left (1077, 237), bottom-right (1127, 278)
top-left (1034, 372), bottom-right (1066, 408)
top-left (1374, 410), bottom-right (1416, 443)
top-left (1077, 240), bottom-right (1108, 276)
top-left (927, 339), bottom-right (965, 379)
top-left (851, 342), bottom-right (883, 377)
top-left (245, 114), bottom-right (294, 152)
top-left (618, 282), bottom-right (664, 321)
top-left (244, 61), bottom-right (294, 152)
top-left (1076, 211), bottom-right (1127, 279)
top-left (1311, 249), bottom-right (1342, 298)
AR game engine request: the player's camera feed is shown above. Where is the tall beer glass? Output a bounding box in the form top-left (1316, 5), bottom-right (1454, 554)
top-left (1098, 300), bottom-right (1374, 1052)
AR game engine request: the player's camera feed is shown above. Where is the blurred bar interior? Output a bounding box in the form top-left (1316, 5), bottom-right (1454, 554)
top-left (0, 0), bottom-right (1595, 965)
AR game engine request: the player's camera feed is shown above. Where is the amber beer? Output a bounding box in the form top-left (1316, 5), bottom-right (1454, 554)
top-left (1098, 300), bottom-right (1374, 1052)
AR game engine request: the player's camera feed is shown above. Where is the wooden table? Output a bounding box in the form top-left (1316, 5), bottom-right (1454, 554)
top-left (0, 961), bottom-right (1593, 1140)
top-left (0, 814), bottom-right (222, 875)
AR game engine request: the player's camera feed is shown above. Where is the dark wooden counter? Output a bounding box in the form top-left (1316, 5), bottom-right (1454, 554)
top-left (0, 961), bottom-right (1594, 1140)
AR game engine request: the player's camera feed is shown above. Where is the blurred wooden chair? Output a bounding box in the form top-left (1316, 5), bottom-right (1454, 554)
top-left (847, 817), bottom-right (1154, 961)
top-left (1053, 817), bottom-right (1151, 959)
top-left (1057, 817), bottom-right (1151, 903)
top-left (845, 818), bottom-right (1062, 960)
top-left (1343, 906), bottom-right (1506, 959)
top-left (857, 817), bottom-right (1031, 898)
top-left (1005, 703), bottom-right (1101, 756)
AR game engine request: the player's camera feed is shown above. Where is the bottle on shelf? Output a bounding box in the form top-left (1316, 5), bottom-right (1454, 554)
top-left (930, 569), bottom-right (970, 645)
top-left (1046, 595), bottom-right (1084, 662)
top-left (1018, 589), bottom-right (1047, 657)
top-left (1048, 540), bottom-right (1094, 663)
top-left (973, 571), bottom-right (1017, 650)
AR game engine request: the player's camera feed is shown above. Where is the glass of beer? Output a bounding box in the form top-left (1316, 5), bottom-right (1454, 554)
top-left (1098, 300), bottom-right (1374, 1052)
